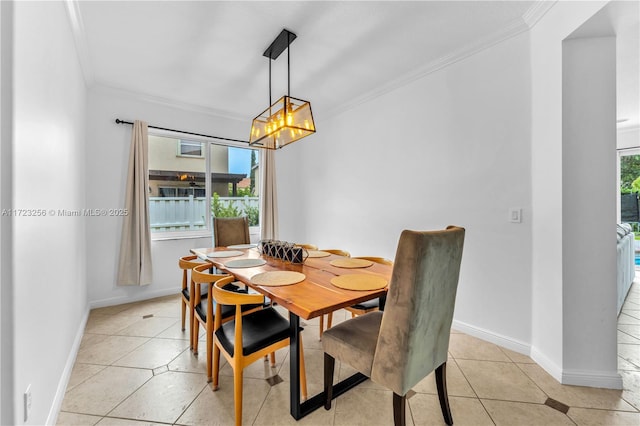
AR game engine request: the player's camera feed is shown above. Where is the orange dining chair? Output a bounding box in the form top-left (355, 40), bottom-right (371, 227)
top-left (295, 243), bottom-right (318, 250)
top-left (211, 275), bottom-right (308, 426)
top-left (319, 249), bottom-right (351, 339)
top-left (179, 255), bottom-right (207, 349)
top-left (191, 263), bottom-right (265, 383)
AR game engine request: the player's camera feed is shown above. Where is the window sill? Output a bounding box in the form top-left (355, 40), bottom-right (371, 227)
top-left (151, 232), bottom-right (211, 242)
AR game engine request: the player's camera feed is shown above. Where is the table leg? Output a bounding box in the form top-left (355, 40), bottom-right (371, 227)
top-left (289, 312), bottom-right (369, 420)
top-left (289, 313), bottom-right (302, 419)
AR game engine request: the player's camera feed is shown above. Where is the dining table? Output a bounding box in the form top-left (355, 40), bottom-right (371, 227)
top-left (190, 244), bottom-right (392, 420)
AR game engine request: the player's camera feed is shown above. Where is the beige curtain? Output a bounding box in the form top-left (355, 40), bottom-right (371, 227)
top-left (259, 149), bottom-right (278, 240)
top-left (117, 120), bottom-right (153, 286)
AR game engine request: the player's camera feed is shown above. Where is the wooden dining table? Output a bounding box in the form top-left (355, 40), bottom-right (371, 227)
top-left (190, 245), bottom-right (392, 420)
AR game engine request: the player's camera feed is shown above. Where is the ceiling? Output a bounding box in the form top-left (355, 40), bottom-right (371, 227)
top-left (69, 1), bottom-right (638, 128)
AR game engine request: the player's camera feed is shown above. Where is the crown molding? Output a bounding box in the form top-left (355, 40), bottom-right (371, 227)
top-left (91, 84), bottom-right (250, 123)
top-left (325, 15), bottom-right (531, 119)
top-left (64, 0), bottom-right (94, 87)
top-left (618, 124), bottom-right (640, 134)
top-left (522, 0), bottom-right (558, 29)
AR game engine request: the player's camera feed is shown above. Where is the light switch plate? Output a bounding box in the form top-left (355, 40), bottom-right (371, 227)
top-left (509, 208), bottom-right (522, 223)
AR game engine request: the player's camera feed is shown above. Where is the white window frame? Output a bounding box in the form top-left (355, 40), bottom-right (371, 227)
top-left (177, 139), bottom-right (204, 157)
top-left (150, 129), bottom-right (259, 241)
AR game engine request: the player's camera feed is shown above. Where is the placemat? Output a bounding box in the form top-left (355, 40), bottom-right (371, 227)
top-left (251, 271), bottom-right (306, 286)
top-left (206, 250), bottom-right (244, 258)
top-left (224, 258), bottom-right (267, 268)
top-left (306, 250), bottom-right (331, 258)
top-left (330, 258), bottom-right (374, 268)
top-left (330, 274), bottom-right (388, 291)
top-left (226, 244), bottom-right (257, 250)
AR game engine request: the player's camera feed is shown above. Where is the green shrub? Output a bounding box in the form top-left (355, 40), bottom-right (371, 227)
top-left (211, 193), bottom-right (241, 218)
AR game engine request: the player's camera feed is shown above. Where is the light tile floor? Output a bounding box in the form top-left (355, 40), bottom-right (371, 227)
top-left (57, 281), bottom-right (640, 426)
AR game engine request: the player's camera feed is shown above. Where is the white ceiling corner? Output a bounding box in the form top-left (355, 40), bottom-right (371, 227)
top-left (66, 1), bottom-right (637, 129)
top-left (522, 0), bottom-right (558, 29)
top-left (64, 0), bottom-right (94, 87)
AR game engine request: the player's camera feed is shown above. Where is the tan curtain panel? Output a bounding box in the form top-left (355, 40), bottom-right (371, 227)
top-left (259, 149), bottom-right (278, 240)
top-left (117, 120), bottom-right (153, 286)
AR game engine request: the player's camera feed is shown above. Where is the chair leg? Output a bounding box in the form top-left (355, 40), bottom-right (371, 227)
top-left (233, 368), bottom-right (243, 426)
top-left (192, 320), bottom-right (200, 355)
top-left (181, 300), bottom-right (186, 331)
top-left (212, 344), bottom-right (220, 391)
top-left (299, 334), bottom-right (307, 401)
top-left (270, 352), bottom-right (276, 367)
top-left (189, 302), bottom-right (192, 349)
top-left (393, 393), bottom-right (406, 426)
top-left (206, 322), bottom-right (213, 382)
top-left (319, 315), bottom-right (324, 339)
top-left (435, 362), bottom-right (453, 425)
top-left (324, 353), bottom-right (335, 410)
top-left (327, 312), bottom-right (333, 329)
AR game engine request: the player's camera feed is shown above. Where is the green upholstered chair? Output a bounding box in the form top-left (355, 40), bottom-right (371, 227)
top-left (322, 226), bottom-right (465, 426)
top-left (213, 216), bottom-right (250, 247)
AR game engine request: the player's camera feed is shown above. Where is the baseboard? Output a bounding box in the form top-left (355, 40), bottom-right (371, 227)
top-left (89, 287), bottom-right (178, 309)
top-left (530, 345), bottom-right (563, 382)
top-left (452, 319), bottom-right (531, 356)
top-left (561, 369), bottom-right (623, 390)
top-left (46, 306), bottom-right (90, 425)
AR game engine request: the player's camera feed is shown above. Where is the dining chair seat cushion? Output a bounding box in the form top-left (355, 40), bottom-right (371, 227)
top-left (350, 298), bottom-right (379, 310)
top-left (215, 307), bottom-right (293, 357)
top-left (322, 311), bottom-right (383, 377)
top-left (182, 287), bottom-right (209, 301)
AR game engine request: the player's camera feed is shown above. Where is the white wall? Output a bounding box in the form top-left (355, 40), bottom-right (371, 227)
top-left (278, 32), bottom-right (534, 350)
top-left (562, 35), bottom-right (618, 382)
top-left (0, 1), bottom-right (14, 424)
top-left (12, 2), bottom-right (88, 424)
top-left (530, 0), bottom-right (622, 388)
top-left (85, 87), bottom-right (248, 307)
top-left (618, 126), bottom-right (640, 150)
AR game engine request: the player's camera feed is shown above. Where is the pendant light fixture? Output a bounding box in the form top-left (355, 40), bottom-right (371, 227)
top-left (249, 29), bottom-right (315, 149)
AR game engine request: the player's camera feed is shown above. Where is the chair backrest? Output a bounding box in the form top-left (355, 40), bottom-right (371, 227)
top-left (322, 249), bottom-right (351, 257)
top-left (295, 243), bottom-right (318, 250)
top-left (179, 255), bottom-right (205, 290)
top-left (370, 226), bottom-right (465, 396)
top-left (191, 263), bottom-right (230, 318)
top-left (192, 263), bottom-right (229, 288)
top-left (213, 217), bottom-right (250, 247)
top-left (212, 275), bottom-right (265, 332)
top-left (353, 256), bottom-right (393, 266)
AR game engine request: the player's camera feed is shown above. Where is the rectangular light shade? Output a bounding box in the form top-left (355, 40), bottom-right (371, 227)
top-left (249, 96), bottom-right (315, 149)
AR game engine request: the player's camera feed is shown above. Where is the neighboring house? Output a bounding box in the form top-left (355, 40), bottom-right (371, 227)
top-left (148, 135), bottom-right (246, 198)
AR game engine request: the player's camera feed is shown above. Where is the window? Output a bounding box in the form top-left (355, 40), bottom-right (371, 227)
top-left (178, 140), bottom-right (204, 157)
top-left (148, 134), bottom-right (259, 238)
top-left (619, 150), bottom-right (640, 227)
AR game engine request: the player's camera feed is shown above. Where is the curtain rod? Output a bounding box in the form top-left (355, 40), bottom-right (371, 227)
top-left (114, 119), bottom-right (250, 144)
top-left (617, 146), bottom-right (640, 152)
